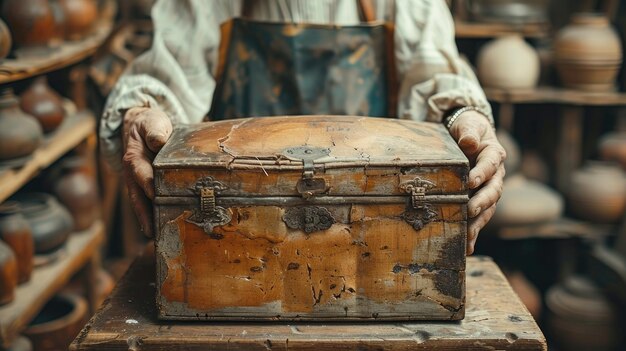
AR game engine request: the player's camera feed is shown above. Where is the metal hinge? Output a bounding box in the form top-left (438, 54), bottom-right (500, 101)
top-left (186, 177), bottom-right (232, 234)
top-left (283, 146), bottom-right (330, 199)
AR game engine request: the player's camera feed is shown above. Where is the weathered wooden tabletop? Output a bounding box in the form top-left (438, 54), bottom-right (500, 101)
top-left (71, 247), bottom-right (546, 350)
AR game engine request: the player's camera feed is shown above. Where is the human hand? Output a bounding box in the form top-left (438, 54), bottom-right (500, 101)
top-left (448, 111), bottom-right (506, 255)
top-left (122, 107), bottom-right (173, 238)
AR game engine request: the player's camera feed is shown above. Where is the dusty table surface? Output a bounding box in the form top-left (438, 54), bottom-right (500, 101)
top-left (71, 247), bottom-right (546, 351)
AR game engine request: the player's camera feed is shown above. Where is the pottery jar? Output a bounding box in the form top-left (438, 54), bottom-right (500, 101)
top-left (59, 0), bottom-right (98, 40)
top-left (0, 202), bottom-right (34, 284)
top-left (598, 132), bottom-right (626, 170)
top-left (1, 0), bottom-right (55, 47)
top-left (546, 276), bottom-right (620, 351)
top-left (0, 88), bottom-right (44, 166)
top-left (568, 162), bottom-right (626, 223)
top-left (0, 19), bottom-right (12, 60)
top-left (491, 174), bottom-right (563, 227)
top-left (23, 293), bottom-right (87, 351)
top-left (19, 77), bottom-right (65, 134)
top-left (554, 13), bottom-right (623, 91)
top-left (468, 0), bottom-right (548, 24)
top-left (13, 193), bottom-right (74, 254)
top-left (477, 35), bottom-right (540, 89)
top-left (53, 157), bottom-right (100, 231)
top-left (0, 240), bottom-right (18, 305)
top-left (6, 336), bottom-right (33, 351)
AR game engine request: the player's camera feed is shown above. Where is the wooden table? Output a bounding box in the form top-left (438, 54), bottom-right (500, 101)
top-left (71, 248), bottom-right (546, 350)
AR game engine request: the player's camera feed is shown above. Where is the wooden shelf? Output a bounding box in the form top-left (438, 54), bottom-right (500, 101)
top-left (455, 20), bottom-right (549, 39)
top-left (497, 217), bottom-right (615, 241)
top-left (0, 110), bottom-right (96, 203)
top-left (0, 25), bottom-right (112, 85)
top-left (484, 86), bottom-right (626, 106)
top-left (0, 221), bottom-right (105, 348)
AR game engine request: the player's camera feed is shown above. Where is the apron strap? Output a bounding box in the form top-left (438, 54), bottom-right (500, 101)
top-left (357, 0), bottom-right (377, 23)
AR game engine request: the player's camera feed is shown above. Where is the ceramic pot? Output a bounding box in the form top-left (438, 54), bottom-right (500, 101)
top-left (468, 0), bottom-right (548, 24)
top-left (477, 36), bottom-right (540, 89)
top-left (59, 0), bottom-right (98, 40)
top-left (555, 13), bottom-right (623, 91)
top-left (546, 276), bottom-right (620, 351)
top-left (0, 88), bottom-right (44, 166)
top-left (13, 193), bottom-right (74, 254)
top-left (496, 130), bottom-right (521, 176)
top-left (505, 270), bottom-right (541, 320)
top-left (23, 293), bottom-right (87, 351)
top-left (6, 336), bottom-right (33, 351)
top-left (0, 240), bottom-right (18, 305)
top-left (491, 174), bottom-right (563, 227)
top-left (0, 202), bottom-right (34, 284)
top-left (568, 162), bottom-right (626, 223)
top-left (1, 0), bottom-right (55, 47)
top-left (53, 157), bottom-right (100, 231)
top-left (19, 77), bottom-right (65, 134)
top-left (0, 19), bottom-right (12, 60)
top-left (49, 0), bottom-right (66, 43)
top-left (599, 132), bottom-right (626, 170)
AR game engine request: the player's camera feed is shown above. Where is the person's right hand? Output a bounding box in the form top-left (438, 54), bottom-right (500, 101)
top-left (122, 107), bottom-right (173, 238)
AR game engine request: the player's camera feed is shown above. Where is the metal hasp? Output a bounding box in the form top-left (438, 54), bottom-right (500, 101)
top-left (283, 146), bottom-right (331, 198)
top-left (400, 177), bottom-right (438, 231)
top-left (187, 176), bottom-right (232, 234)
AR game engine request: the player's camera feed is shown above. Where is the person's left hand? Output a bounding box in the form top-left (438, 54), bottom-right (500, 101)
top-left (448, 111), bottom-right (506, 255)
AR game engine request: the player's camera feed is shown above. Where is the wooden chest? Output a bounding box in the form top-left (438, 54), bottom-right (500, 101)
top-left (153, 116), bottom-right (469, 321)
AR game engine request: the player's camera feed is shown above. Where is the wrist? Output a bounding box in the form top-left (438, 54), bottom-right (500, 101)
top-left (444, 106), bottom-right (493, 130)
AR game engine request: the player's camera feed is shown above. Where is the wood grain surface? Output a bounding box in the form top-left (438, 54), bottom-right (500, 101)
top-left (71, 249), bottom-right (547, 350)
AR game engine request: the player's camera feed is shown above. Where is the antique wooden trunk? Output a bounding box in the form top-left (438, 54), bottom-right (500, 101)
top-left (153, 116), bottom-right (469, 321)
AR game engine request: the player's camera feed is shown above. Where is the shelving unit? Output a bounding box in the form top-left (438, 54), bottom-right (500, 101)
top-left (485, 86), bottom-right (626, 106)
top-left (455, 20), bottom-right (550, 39)
top-left (0, 221), bottom-right (105, 349)
top-left (0, 23), bottom-right (112, 350)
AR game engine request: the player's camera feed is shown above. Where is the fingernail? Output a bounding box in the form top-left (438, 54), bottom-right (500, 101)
top-left (474, 177), bottom-right (481, 187)
top-left (473, 207), bottom-right (481, 217)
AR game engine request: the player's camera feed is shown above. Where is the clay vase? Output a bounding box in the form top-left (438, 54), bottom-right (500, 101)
top-left (554, 13), bottom-right (623, 91)
top-left (19, 77), bottom-right (65, 134)
top-left (1, 0), bottom-right (55, 47)
top-left (0, 19), bottom-right (12, 60)
top-left (0, 240), bottom-right (18, 305)
top-left (13, 193), bottom-right (74, 254)
top-left (6, 336), bottom-right (33, 351)
top-left (59, 0), bottom-right (98, 40)
top-left (23, 293), bottom-right (87, 351)
top-left (52, 157), bottom-right (100, 231)
top-left (568, 162), bottom-right (626, 223)
top-left (477, 35), bottom-right (540, 89)
top-left (491, 174), bottom-right (563, 227)
top-left (496, 130), bottom-right (521, 176)
top-left (0, 202), bottom-right (34, 284)
top-left (0, 88), bottom-right (44, 166)
top-left (49, 0), bottom-right (66, 44)
top-left (598, 132), bottom-right (626, 170)
top-left (546, 276), bottom-right (620, 351)
top-left (505, 270), bottom-right (542, 320)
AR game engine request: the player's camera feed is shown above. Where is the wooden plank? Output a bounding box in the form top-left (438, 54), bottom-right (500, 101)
top-left (0, 26), bottom-right (111, 85)
top-left (0, 221), bottom-right (105, 348)
top-left (454, 20), bottom-right (549, 39)
top-left (70, 249), bottom-right (547, 351)
top-left (0, 110), bottom-right (96, 203)
top-left (484, 86), bottom-right (626, 106)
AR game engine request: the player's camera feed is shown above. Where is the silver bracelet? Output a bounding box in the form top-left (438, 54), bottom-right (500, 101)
top-left (444, 106), bottom-right (491, 130)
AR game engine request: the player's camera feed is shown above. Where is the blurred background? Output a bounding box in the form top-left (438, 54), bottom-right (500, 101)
top-left (0, 0), bottom-right (624, 350)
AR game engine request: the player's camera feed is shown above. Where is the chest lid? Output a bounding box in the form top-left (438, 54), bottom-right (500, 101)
top-left (154, 116), bottom-right (469, 197)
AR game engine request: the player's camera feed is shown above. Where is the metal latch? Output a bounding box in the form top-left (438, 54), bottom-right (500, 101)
top-left (283, 146), bottom-right (330, 198)
top-left (400, 177), bottom-right (436, 209)
top-left (187, 176), bottom-right (232, 234)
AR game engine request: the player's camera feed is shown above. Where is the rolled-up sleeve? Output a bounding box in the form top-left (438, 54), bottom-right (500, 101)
top-left (100, 0), bottom-right (238, 170)
top-left (394, 0), bottom-right (493, 123)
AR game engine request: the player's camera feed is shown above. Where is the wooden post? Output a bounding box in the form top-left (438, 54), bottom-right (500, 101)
top-left (556, 106), bottom-right (584, 193)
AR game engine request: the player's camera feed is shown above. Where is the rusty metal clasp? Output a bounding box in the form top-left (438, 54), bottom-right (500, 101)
top-left (186, 177), bottom-right (231, 234)
top-left (283, 146), bottom-right (330, 198)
